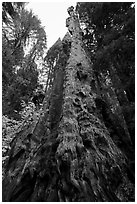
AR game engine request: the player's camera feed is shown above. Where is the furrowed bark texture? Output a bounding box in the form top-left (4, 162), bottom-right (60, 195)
top-left (2, 7), bottom-right (134, 201)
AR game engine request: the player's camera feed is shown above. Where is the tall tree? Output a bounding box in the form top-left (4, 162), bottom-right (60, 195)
top-left (3, 6), bottom-right (134, 201)
top-left (2, 3), bottom-right (47, 119)
top-left (76, 2), bottom-right (135, 106)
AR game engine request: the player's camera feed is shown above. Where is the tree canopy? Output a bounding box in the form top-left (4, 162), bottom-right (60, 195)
top-left (2, 2), bottom-right (47, 119)
top-left (76, 2), bottom-right (135, 100)
top-left (76, 2), bottom-right (135, 145)
top-left (2, 3), bottom-right (135, 202)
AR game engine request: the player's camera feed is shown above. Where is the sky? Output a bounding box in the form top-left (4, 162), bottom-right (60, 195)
top-left (25, 1), bottom-right (77, 50)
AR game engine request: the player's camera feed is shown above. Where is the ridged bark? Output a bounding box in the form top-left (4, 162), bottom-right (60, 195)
top-left (2, 7), bottom-right (134, 201)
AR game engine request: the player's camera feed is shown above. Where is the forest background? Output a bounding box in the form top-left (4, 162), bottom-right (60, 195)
top-left (2, 2), bottom-right (135, 202)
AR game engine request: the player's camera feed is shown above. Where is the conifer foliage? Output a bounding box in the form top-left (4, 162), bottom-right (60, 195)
top-left (2, 2), bottom-right (47, 119)
top-left (2, 3), bottom-right (134, 202)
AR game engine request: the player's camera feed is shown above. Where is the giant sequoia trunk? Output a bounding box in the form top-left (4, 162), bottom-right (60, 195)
top-left (2, 7), bottom-right (134, 202)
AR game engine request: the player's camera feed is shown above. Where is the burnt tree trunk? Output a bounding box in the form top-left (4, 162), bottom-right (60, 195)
top-left (2, 6), bottom-right (134, 202)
